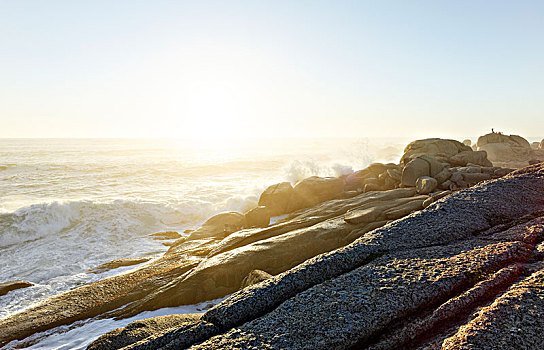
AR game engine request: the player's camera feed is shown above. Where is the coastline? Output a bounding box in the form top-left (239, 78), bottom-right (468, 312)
top-left (2, 134), bottom-right (544, 349)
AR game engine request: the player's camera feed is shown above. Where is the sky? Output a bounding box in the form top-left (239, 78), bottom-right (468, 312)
top-left (1, 0), bottom-right (543, 139)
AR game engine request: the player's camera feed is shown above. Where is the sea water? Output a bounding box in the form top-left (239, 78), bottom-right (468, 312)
top-left (0, 137), bottom-right (406, 349)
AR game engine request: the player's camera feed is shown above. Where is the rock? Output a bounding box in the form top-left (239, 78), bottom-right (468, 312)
top-left (476, 132), bottom-right (532, 164)
top-left (462, 172), bottom-right (492, 185)
top-left (401, 138), bottom-right (472, 164)
top-left (87, 314), bottom-right (217, 350)
top-left (344, 171), bottom-right (365, 191)
top-left (244, 206), bottom-right (270, 228)
top-left (418, 155), bottom-right (446, 177)
top-left (531, 141), bottom-right (540, 150)
top-left (401, 158), bottom-right (430, 187)
top-left (0, 280), bottom-right (33, 296)
top-left (199, 241), bottom-right (532, 349)
top-left (449, 150), bottom-right (493, 167)
top-left (186, 212), bottom-right (246, 240)
top-left (240, 270), bottom-right (273, 289)
top-left (87, 257), bottom-right (153, 274)
top-left (201, 166), bottom-right (544, 337)
top-left (258, 182), bottom-right (295, 216)
top-left (292, 176), bottom-right (344, 209)
top-left (386, 168), bottom-right (401, 182)
top-left (416, 176), bottom-right (438, 194)
top-left (149, 231), bottom-right (181, 240)
top-left (363, 183), bottom-right (382, 192)
top-left (439, 179), bottom-right (454, 190)
top-left (422, 190), bottom-right (451, 208)
top-left (367, 163), bottom-right (389, 176)
top-left (494, 167), bottom-right (514, 177)
top-left (434, 168), bottom-right (452, 184)
top-left (450, 172), bottom-right (463, 184)
top-left (442, 268), bottom-right (544, 349)
top-left (463, 139), bottom-right (472, 147)
top-left (540, 139), bottom-right (544, 149)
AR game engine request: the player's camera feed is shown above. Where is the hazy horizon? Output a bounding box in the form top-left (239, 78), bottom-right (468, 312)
top-left (1, 1), bottom-right (543, 139)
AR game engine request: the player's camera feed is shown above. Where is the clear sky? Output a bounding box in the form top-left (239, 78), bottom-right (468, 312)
top-left (1, 1), bottom-right (543, 139)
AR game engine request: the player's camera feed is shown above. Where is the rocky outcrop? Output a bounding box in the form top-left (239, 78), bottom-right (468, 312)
top-left (86, 163), bottom-right (544, 350)
top-left (0, 280), bottom-right (33, 296)
top-left (476, 132), bottom-right (533, 166)
top-left (0, 187), bottom-right (426, 346)
top-left (87, 257), bottom-right (153, 274)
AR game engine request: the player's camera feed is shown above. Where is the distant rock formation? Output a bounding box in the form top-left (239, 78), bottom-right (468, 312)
top-left (476, 132), bottom-right (532, 167)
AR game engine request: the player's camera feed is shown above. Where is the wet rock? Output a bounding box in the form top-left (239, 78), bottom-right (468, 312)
top-left (0, 280), bottom-right (33, 296)
top-left (240, 270), bottom-right (273, 289)
top-left (87, 257), bottom-right (153, 274)
top-left (149, 231), bottom-right (181, 240)
top-left (258, 182), bottom-right (295, 216)
top-left (416, 176), bottom-right (438, 194)
top-left (244, 206), bottom-right (270, 228)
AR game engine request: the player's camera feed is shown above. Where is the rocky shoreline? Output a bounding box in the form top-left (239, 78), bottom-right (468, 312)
top-left (1, 133), bottom-right (544, 349)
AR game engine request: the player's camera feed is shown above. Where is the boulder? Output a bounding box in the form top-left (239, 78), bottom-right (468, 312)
top-left (292, 176), bottom-right (344, 208)
top-left (187, 212), bottom-right (246, 240)
top-left (463, 139), bottom-right (472, 147)
top-left (401, 138), bottom-right (472, 164)
top-left (401, 158), bottom-right (430, 187)
top-left (449, 150), bottom-right (493, 167)
top-left (416, 176), bottom-right (438, 194)
top-left (540, 139), bottom-right (544, 150)
top-left (531, 141), bottom-right (540, 150)
top-left (240, 270), bottom-right (273, 289)
top-left (0, 280), bottom-right (33, 296)
top-left (476, 132), bottom-right (532, 164)
top-left (244, 206), bottom-right (270, 228)
top-left (258, 182), bottom-right (295, 216)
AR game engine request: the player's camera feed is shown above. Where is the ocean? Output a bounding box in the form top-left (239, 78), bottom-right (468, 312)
top-left (0, 137), bottom-right (407, 349)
